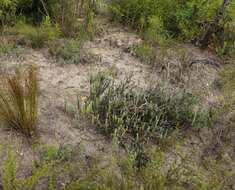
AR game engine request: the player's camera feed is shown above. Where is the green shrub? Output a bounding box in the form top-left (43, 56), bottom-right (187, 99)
top-left (0, 0), bottom-right (17, 28)
top-left (144, 16), bottom-right (170, 46)
top-left (1, 146), bottom-right (232, 190)
top-left (51, 39), bottom-right (83, 65)
top-left (215, 22), bottom-right (235, 58)
top-left (50, 0), bottom-right (97, 37)
top-left (0, 67), bottom-right (38, 138)
top-left (78, 72), bottom-right (214, 152)
top-left (13, 16), bottom-right (60, 48)
top-left (131, 43), bottom-right (156, 64)
top-left (2, 150), bottom-right (50, 190)
top-left (62, 149), bottom-right (232, 190)
top-left (109, 0), bottom-right (234, 50)
top-left (217, 64), bottom-right (235, 109)
top-left (0, 37), bottom-right (16, 56)
top-left (1, 145), bottom-right (77, 190)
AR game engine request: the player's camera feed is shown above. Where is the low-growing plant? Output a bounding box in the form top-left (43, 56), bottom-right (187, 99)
top-left (78, 72), bottom-right (214, 153)
top-left (0, 66), bottom-right (38, 138)
top-left (215, 22), bottom-right (235, 58)
top-left (51, 39), bottom-right (83, 65)
top-left (217, 64), bottom-right (235, 109)
top-left (2, 150), bottom-right (50, 190)
top-left (62, 148), bottom-right (232, 190)
top-left (1, 145), bottom-right (232, 190)
top-left (131, 43), bottom-right (156, 64)
top-left (0, 37), bottom-right (16, 56)
top-left (13, 16), bottom-right (60, 48)
top-left (109, 0), bottom-right (235, 54)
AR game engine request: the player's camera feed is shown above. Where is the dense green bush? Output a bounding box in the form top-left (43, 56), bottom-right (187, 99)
top-left (0, 0), bottom-right (97, 38)
top-left (0, 0), bottom-right (54, 26)
top-left (0, 0), bottom-right (17, 28)
top-left (109, 0), bottom-right (235, 50)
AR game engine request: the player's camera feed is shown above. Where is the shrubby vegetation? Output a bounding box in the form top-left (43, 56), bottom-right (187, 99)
top-left (109, 0), bottom-right (235, 55)
top-left (75, 72), bottom-right (214, 166)
top-left (0, 0), bottom-right (98, 50)
top-left (217, 64), bottom-right (235, 109)
top-left (11, 17), bottom-right (60, 48)
top-left (1, 145), bottom-right (233, 190)
top-left (0, 0), bottom-right (234, 189)
top-left (0, 36), bottom-right (16, 55)
top-left (50, 39), bottom-right (83, 65)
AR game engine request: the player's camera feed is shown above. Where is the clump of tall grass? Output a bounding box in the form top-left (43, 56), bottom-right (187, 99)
top-left (0, 66), bottom-right (38, 138)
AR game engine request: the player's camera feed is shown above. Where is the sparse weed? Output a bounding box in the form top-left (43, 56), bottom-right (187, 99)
top-left (0, 67), bottom-right (38, 138)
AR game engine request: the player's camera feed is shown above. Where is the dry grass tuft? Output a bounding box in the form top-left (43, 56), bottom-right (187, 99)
top-left (0, 66), bottom-right (38, 138)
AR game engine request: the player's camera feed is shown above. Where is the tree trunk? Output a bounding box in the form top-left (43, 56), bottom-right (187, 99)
top-left (199, 0), bottom-right (231, 49)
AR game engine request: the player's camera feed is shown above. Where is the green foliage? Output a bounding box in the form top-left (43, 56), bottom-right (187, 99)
top-left (57, 0), bottom-right (97, 38)
top-left (217, 64), bottom-right (235, 109)
top-left (1, 0), bottom-right (98, 43)
top-left (51, 39), bottom-right (83, 65)
top-left (109, 0), bottom-right (235, 50)
top-left (0, 37), bottom-right (16, 56)
top-left (0, 0), bottom-right (17, 27)
top-left (0, 67), bottom-right (38, 138)
top-left (35, 145), bottom-right (74, 165)
top-left (131, 43), bottom-right (155, 64)
top-left (78, 72), bottom-right (214, 155)
top-left (218, 64), bottom-right (235, 92)
top-left (215, 22), bottom-right (235, 57)
top-left (13, 16), bottom-right (60, 48)
top-left (0, 0), bottom-right (59, 25)
top-left (144, 16), bottom-right (170, 46)
top-left (2, 150), bottom-right (50, 190)
top-left (1, 146), bottom-right (232, 190)
top-left (62, 149), bottom-right (230, 190)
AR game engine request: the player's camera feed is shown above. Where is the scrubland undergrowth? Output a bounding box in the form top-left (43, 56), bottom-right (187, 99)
top-left (0, 0), bottom-right (234, 189)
